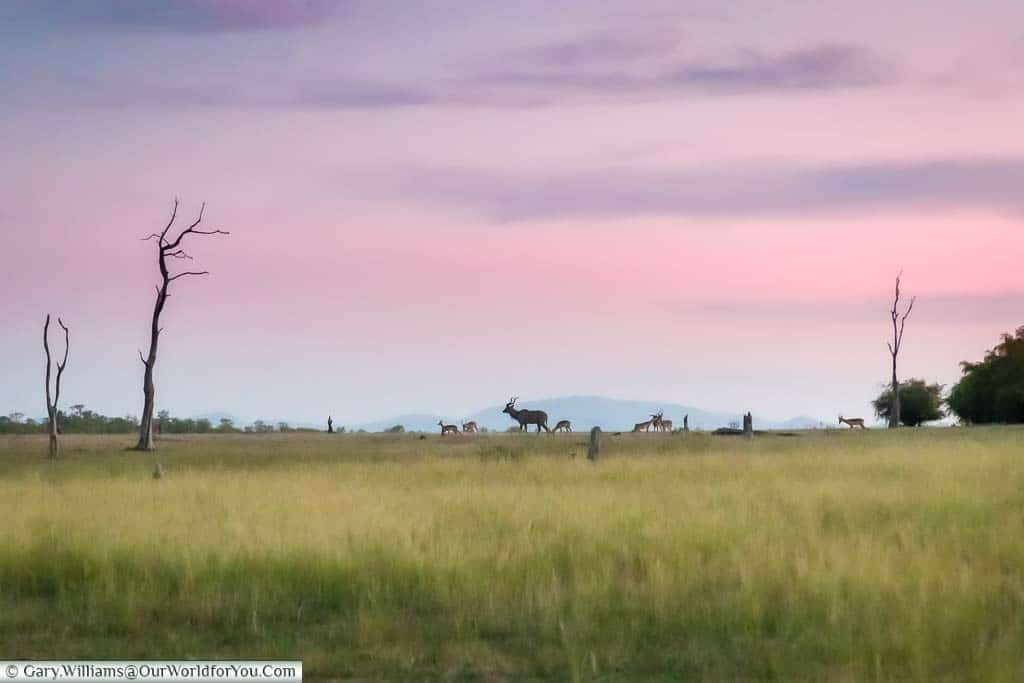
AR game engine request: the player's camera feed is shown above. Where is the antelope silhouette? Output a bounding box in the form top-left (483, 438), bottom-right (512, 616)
top-left (502, 397), bottom-right (550, 432)
top-left (438, 420), bottom-right (459, 436)
top-left (552, 420), bottom-right (572, 432)
top-left (632, 417), bottom-right (654, 433)
top-left (839, 415), bottom-right (867, 429)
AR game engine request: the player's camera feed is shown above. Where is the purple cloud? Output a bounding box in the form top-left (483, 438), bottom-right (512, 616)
top-left (480, 44), bottom-right (894, 97)
top-left (5, 0), bottom-right (344, 33)
top-left (347, 157), bottom-right (1024, 221)
top-left (516, 28), bottom-right (683, 67)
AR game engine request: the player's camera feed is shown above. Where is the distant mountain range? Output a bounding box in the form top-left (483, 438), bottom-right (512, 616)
top-left (343, 396), bottom-right (825, 433)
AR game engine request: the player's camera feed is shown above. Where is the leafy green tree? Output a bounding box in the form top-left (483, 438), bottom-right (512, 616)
top-left (252, 420), bottom-right (273, 433)
top-left (873, 379), bottom-right (944, 426)
top-left (947, 326), bottom-right (1024, 424)
top-left (384, 424), bottom-right (405, 433)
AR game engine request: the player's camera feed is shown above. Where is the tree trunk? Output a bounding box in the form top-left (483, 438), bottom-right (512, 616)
top-left (135, 298), bottom-right (162, 452)
top-left (743, 412), bottom-right (753, 438)
top-left (43, 315), bottom-right (68, 460)
top-left (136, 367), bottom-right (156, 450)
top-left (47, 407), bottom-right (59, 459)
top-left (889, 358), bottom-right (900, 429)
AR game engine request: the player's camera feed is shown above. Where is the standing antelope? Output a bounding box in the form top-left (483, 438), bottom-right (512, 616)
top-left (552, 420), bottom-right (572, 432)
top-left (462, 421), bottom-right (478, 433)
top-left (632, 417), bottom-right (654, 433)
top-left (438, 420), bottom-right (459, 436)
top-left (651, 412), bottom-right (673, 432)
top-left (838, 415), bottom-right (867, 429)
top-left (502, 397), bottom-right (550, 432)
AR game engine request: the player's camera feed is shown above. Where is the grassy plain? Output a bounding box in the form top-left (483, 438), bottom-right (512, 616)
top-left (1, 427), bottom-right (1022, 680)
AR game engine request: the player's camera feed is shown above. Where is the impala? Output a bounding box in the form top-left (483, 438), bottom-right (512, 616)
top-left (502, 397), bottom-right (550, 432)
top-left (838, 415), bottom-right (867, 429)
top-left (651, 412), bottom-right (673, 432)
top-left (462, 421), bottom-right (478, 433)
top-left (438, 420), bottom-right (460, 436)
top-left (552, 420), bottom-right (572, 432)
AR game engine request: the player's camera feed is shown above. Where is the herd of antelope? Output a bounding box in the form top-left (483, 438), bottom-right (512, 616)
top-left (631, 411), bottom-right (673, 433)
top-left (437, 400), bottom-right (870, 435)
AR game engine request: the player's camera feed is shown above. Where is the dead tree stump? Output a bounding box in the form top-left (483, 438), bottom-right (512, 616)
top-left (587, 427), bottom-right (602, 461)
top-left (743, 412), bottom-right (753, 438)
top-left (683, 414), bottom-right (689, 432)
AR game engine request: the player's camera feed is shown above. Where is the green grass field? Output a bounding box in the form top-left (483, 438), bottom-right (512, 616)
top-left (1, 428), bottom-right (1023, 680)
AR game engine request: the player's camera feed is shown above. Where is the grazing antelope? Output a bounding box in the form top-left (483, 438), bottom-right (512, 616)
top-left (651, 412), bottom-right (673, 432)
top-left (838, 415), bottom-right (867, 429)
top-left (552, 420), bottom-right (572, 432)
top-left (462, 421), bottom-right (478, 433)
top-left (632, 418), bottom-right (654, 433)
top-left (502, 397), bottom-right (550, 432)
top-left (438, 420), bottom-right (459, 436)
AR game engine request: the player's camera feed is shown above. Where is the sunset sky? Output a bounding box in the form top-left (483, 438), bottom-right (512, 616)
top-left (2, 1), bottom-right (1022, 426)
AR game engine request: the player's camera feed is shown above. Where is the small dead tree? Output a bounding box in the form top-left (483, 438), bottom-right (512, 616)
top-left (682, 414), bottom-right (689, 432)
top-left (886, 272), bottom-right (916, 429)
top-left (42, 315), bottom-right (69, 459)
top-left (135, 199), bottom-right (228, 451)
top-left (742, 411), bottom-right (753, 438)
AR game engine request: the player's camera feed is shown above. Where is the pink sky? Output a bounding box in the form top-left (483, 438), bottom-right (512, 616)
top-left (1, 1), bottom-right (1022, 425)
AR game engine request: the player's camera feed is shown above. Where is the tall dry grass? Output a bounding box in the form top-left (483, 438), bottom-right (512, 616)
top-left (1, 428), bottom-right (1022, 679)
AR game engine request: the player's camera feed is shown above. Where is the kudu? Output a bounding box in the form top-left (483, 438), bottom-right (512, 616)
top-left (651, 411), bottom-right (673, 432)
top-left (838, 415), bottom-right (867, 429)
top-left (502, 397), bottom-right (550, 432)
top-left (438, 420), bottom-right (460, 436)
top-left (552, 420), bottom-right (572, 432)
top-left (462, 420), bottom-right (478, 433)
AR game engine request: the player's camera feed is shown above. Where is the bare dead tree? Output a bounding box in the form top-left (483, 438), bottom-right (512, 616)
top-left (42, 315), bottom-right (69, 459)
top-left (886, 272), bottom-right (916, 429)
top-left (135, 199), bottom-right (229, 451)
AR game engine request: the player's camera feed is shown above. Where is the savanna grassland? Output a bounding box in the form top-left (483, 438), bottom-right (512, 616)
top-left (1, 428), bottom-right (1023, 681)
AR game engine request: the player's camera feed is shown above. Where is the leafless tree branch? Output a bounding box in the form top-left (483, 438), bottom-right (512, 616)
top-left (167, 270), bottom-right (210, 282)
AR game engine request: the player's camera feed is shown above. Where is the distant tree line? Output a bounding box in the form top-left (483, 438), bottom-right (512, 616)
top-left (0, 405), bottom-right (139, 434)
top-left (0, 405), bottom-right (323, 435)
